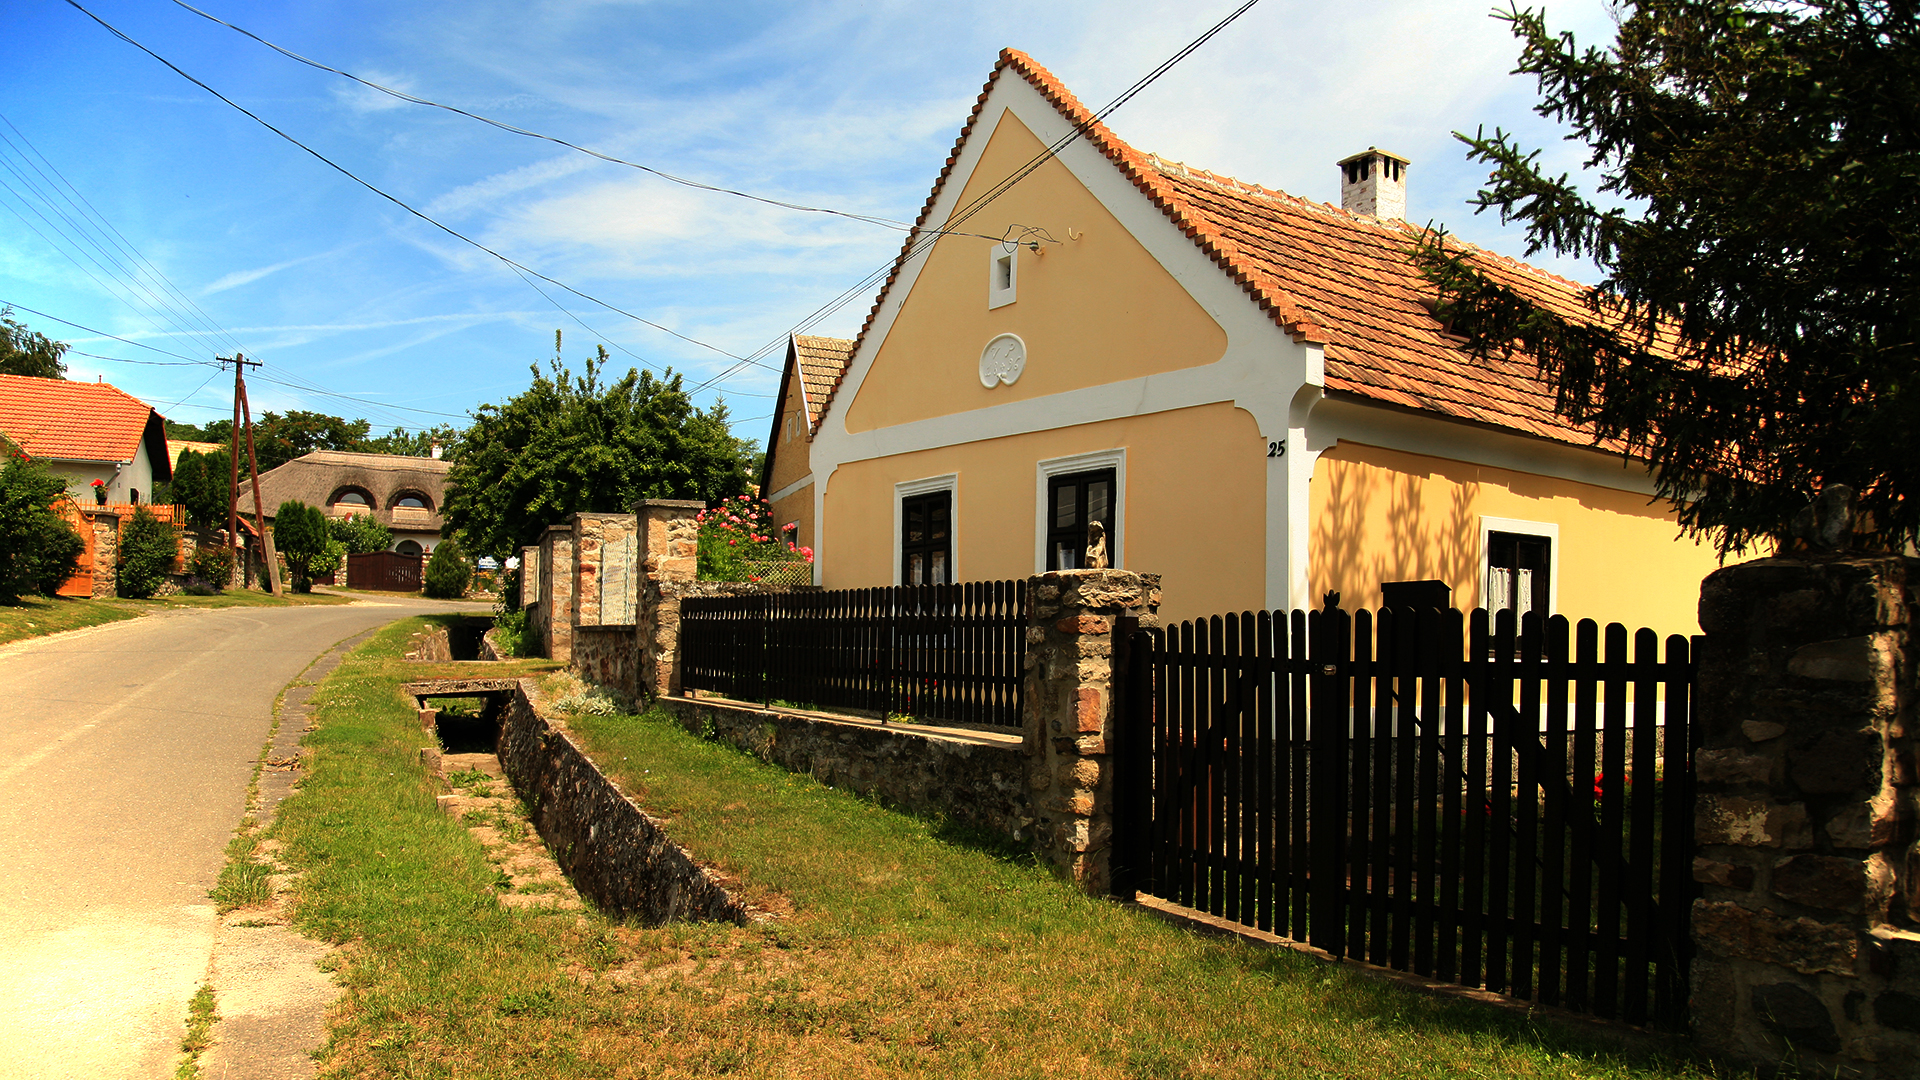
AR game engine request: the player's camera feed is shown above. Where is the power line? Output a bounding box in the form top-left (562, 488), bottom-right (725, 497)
top-left (66, 0), bottom-right (759, 370)
top-left (687, 0), bottom-right (1264, 396)
top-left (168, 0), bottom-right (921, 236)
top-left (0, 299), bottom-right (214, 363)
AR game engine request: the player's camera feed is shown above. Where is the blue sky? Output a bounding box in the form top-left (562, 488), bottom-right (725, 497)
top-left (0, 0), bottom-right (1620, 444)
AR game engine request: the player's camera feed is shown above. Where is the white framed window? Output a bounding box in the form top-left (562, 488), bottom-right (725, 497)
top-left (1479, 515), bottom-right (1559, 617)
top-left (1035, 449), bottom-right (1125, 572)
top-left (988, 245), bottom-right (1017, 309)
top-left (893, 473), bottom-right (958, 586)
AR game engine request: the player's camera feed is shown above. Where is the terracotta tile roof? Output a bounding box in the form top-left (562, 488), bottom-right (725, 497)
top-left (0, 373), bottom-right (165, 463)
top-left (823, 48), bottom-right (1629, 451)
top-left (792, 334), bottom-right (852, 433)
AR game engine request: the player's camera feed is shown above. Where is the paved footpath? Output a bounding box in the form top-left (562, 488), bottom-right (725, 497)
top-left (0, 598), bottom-right (480, 1080)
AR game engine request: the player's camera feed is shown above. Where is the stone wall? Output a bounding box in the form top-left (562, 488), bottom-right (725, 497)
top-left (658, 696), bottom-right (1031, 840)
top-left (497, 679), bottom-right (751, 924)
top-left (574, 625), bottom-right (639, 702)
top-left (636, 499), bottom-right (704, 698)
top-left (572, 512), bottom-right (638, 628)
top-left (82, 508), bottom-right (118, 599)
top-left (1692, 556), bottom-right (1920, 1076)
top-left (535, 524), bottom-right (576, 662)
top-left (1021, 570), bottom-right (1161, 893)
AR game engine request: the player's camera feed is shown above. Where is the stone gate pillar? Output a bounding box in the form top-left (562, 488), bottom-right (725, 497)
top-left (1022, 569), bottom-right (1161, 894)
top-left (635, 499), bottom-right (704, 699)
top-left (537, 523), bottom-right (576, 663)
top-left (1692, 556), bottom-right (1920, 1075)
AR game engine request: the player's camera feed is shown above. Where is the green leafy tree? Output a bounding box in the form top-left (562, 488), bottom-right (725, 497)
top-left (169, 448), bottom-right (234, 529)
top-left (0, 450), bottom-right (83, 601)
top-left (445, 335), bottom-right (756, 559)
top-left (328, 512), bottom-right (392, 555)
top-left (360, 424), bottom-right (462, 459)
top-left (0, 308), bottom-right (67, 379)
top-left (117, 506), bottom-right (178, 599)
top-left (1416, 0), bottom-right (1920, 555)
top-left (422, 536), bottom-right (472, 599)
top-left (272, 500), bottom-right (337, 593)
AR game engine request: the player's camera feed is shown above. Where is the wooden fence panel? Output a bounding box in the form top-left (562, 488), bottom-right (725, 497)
top-left (1126, 602), bottom-right (1697, 1030)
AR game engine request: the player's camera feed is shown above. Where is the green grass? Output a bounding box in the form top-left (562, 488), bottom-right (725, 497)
top-left (212, 830), bottom-right (275, 913)
top-left (274, 618), bottom-right (1741, 1080)
top-left (173, 983), bottom-right (219, 1079)
top-left (0, 588), bottom-right (352, 647)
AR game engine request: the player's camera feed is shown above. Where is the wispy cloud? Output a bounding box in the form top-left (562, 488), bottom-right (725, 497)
top-left (201, 246), bottom-right (354, 295)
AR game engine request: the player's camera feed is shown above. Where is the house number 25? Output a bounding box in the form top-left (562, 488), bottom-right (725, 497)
top-left (1267, 440), bottom-right (1286, 458)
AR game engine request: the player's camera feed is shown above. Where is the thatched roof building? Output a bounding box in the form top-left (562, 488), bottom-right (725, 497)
top-left (239, 449), bottom-right (450, 555)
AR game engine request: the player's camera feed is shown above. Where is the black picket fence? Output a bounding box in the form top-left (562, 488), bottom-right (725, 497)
top-left (1115, 606), bottom-right (1698, 1029)
top-left (679, 580), bottom-right (1028, 728)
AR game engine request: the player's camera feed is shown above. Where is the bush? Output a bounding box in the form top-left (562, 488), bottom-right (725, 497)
top-left (117, 506), bottom-right (179, 599)
top-left (423, 537), bottom-right (473, 599)
top-left (273, 500), bottom-right (340, 594)
top-left (491, 605), bottom-right (529, 658)
top-left (696, 493), bottom-right (812, 582)
top-left (186, 542), bottom-right (234, 590)
top-left (328, 512), bottom-right (391, 555)
top-left (0, 453), bottom-right (84, 601)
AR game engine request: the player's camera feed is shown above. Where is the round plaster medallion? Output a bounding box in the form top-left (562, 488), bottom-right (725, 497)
top-left (979, 333), bottom-right (1027, 388)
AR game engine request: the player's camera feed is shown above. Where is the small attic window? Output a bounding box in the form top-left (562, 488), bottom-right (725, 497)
top-left (988, 247), bottom-right (1017, 309)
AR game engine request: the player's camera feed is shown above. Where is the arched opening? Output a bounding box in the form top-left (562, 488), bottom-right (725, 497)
top-left (390, 491), bottom-right (433, 511)
top-left (330, 488), bottom-right (374, 516)
top-left (396, 539), bottom-right (424, 557)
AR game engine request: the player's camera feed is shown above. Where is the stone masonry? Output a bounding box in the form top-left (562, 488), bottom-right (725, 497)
top-left (1692, 556), bottom-right (1920, 1076)
top-left (537, 524), bottom-right (576, 663)
top-left (634, 499), bottom-right (704, 698)
top-left (571, 512), bottom-right (638, 628)
top-left (1022, 569), bottom-right (1160, 893)
top-left (81, 508), bottom-right (118, 599)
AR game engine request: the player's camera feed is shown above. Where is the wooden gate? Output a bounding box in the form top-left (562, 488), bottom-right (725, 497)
top-left (54, 496), bottom-right (95, 598)
top-left (347, 551), bottom-right (423, 592)
top-left (1117, 605), bottom-right (1698, 1029)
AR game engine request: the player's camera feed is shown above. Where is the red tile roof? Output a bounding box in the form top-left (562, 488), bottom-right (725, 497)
top-left (792, 335), bottom-right (852, 432)
top-left (0, 373), bottom-right (165, 463)
top-left (822, 49), bottom-right (1629, 451)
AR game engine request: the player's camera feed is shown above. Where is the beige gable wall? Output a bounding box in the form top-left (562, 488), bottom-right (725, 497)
top-left (764, 361), bottom-right (816, 552)
top-left (822, 401), bottom-right (1265, 625)
top-left (1310, 440), bottom-right (1722, 633)
top-left (842, 110), bottom-right (1228, 434)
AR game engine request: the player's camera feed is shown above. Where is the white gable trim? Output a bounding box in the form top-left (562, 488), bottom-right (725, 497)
top-left (810, 67), bottom-right (1320, 610)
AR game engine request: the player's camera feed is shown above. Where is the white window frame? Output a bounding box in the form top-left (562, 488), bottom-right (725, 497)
top-left (988, 245), bottom-right (1017, 309)
top-left (893, 473), bottom-right (959, 586)
top-left (1035, 449), bottom-right (1125, 573)
top-left (1478, 515), bottom-right (1560, 615)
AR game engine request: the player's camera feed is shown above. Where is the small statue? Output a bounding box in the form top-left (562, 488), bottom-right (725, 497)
top-left (1084, 520), bottom-right (1109, 570)
top-left (1788, 483), bottom-right (1856, 553)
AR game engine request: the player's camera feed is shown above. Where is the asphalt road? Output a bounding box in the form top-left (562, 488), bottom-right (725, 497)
top-left (0, 597), bottom-right (481, 1080)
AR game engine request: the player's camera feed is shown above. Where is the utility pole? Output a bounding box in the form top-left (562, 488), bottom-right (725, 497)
top-left (220, 354), bottom-right (281, 596)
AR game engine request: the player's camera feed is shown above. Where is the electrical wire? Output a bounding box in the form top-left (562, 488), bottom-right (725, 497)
top-left (0, 299), bottom-right (215, 363)
top-left (685, 0), bottom-right (1264, 396)
top-left (169, 0), bottom-right (920, 234)
top-left (66, 0), bottom-right (758, 370)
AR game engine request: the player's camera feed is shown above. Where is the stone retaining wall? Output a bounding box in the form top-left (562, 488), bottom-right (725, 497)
top-left (659, 696), bottom-right (1031, 840)
top-left (498, 680), bottom-right (751, 925)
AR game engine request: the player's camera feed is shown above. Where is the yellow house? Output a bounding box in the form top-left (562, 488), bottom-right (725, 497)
top-left (770, 49), bottom-right (1721, 630)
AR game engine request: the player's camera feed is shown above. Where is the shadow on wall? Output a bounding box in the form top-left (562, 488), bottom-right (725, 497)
top-left (1316, 464), bottom-right (1479, 612)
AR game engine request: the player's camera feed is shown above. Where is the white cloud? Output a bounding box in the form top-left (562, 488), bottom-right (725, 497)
top-left (329, 70), bottom-right (421, 114)
top-left (201, 246), bottom-right (352, 295)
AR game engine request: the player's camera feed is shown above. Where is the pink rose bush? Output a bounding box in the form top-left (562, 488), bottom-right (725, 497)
top-left (696, 493), bottom-right (813, 583)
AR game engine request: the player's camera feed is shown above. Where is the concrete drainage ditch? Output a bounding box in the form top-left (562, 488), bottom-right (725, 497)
top-left (402, 677), bottom-right (756, 925)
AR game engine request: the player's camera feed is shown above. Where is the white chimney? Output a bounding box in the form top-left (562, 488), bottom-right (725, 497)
top-left (1337, 148), bottom-right (1410, 220)
top-left (430, 440), bottom-right (443, 460)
